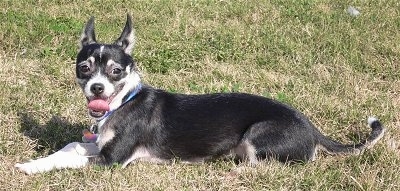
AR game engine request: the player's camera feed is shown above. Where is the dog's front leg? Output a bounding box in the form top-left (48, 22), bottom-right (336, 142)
top-left (15, 142), bottom-right (100, 174)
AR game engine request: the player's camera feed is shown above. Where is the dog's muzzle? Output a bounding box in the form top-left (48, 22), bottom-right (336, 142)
top-left (86, 83), bottom-right (125, 118)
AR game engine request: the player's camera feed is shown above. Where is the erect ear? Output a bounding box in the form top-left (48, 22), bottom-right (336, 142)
top-left (79, 16), bottom-right (97, 49)
top-left (114, 14), bottom-right (135, 55)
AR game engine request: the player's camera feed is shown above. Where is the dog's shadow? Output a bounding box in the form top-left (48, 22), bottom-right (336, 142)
top-left (18, 112), bottom-right (87, 155)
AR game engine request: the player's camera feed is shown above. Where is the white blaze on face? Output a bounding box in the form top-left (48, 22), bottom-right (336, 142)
top-left (99, 46), bottom-right (105, 60)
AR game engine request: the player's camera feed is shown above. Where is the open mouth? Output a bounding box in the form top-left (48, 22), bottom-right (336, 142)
top-left (87, 84), bottom-right (124, 118)
top-left (87, 98), bottom-right (110, 118)
top-left (89, 109), bottom-right (107, 118)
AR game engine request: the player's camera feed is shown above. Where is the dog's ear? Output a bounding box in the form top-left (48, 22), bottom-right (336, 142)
top-left (114, 14), bottom-right (135, 55)
top-left (79, 16), bottom-right (97, 49)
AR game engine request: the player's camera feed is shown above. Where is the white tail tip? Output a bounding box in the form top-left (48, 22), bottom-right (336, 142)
top-left (367, 117), bottom-right (378, 126)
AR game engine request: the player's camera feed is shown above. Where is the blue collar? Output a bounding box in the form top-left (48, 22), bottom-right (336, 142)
top-left (96, 83), bottom-right (142, 122)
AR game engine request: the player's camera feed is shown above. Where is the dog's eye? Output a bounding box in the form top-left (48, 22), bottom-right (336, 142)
top-left (112, 68), bottom-right (122, 75)
top-left (79, 65), bottom-right (90, 73)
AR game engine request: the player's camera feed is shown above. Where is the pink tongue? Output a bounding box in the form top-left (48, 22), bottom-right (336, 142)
top-left (88, 99), bottom-right (110, 111)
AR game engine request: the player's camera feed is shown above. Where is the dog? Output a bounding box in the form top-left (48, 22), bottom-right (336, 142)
top-left (15, 15), bottom-right (385, 174)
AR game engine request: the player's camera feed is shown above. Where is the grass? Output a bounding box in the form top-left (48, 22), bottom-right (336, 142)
top-left (1, 0), bottom-right (399, 190)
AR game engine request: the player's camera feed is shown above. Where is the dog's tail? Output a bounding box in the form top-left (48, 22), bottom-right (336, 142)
top-left (317, 117), bottom-right (385, 155)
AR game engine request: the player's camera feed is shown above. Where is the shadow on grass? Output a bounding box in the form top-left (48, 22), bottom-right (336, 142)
top-left (18, 112), bottom-right (87, 155)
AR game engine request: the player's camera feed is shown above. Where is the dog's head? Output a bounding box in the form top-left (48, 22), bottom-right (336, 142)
top-left (76, 15), bottom-right (141, 119)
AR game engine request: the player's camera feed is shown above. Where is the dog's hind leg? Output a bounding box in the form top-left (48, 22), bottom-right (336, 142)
top-left (234, 121), bottom-right (318, 163)
top-left (233, 140), bottom-right (259, 165)
top-left (15, 142), bottom-right (100, 174)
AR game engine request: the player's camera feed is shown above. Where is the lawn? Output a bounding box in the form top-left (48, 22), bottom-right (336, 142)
top-left (1, 0), bottom-right (399, 190)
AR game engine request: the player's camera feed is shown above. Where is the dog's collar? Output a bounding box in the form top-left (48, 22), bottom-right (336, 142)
top-left (96, 83), bottom-right (142, 122)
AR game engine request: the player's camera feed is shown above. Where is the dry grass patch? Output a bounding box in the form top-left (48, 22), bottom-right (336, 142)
top-left (1, 0), bottom-right (400, 190)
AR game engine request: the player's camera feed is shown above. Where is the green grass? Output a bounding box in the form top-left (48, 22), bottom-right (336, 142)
top-left (1, 0), bottom-right (399, 190)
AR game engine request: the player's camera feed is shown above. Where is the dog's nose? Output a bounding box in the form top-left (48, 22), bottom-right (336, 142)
top-left (90, 83), bottom-right (105, 95)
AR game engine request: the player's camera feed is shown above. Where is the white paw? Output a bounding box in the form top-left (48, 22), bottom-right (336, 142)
top-left (15, 142), bottom-right (94, 174)
top-left (15, 152), bottom-right (89, 174)
top-left (15, 156), bottom-right (56, 175)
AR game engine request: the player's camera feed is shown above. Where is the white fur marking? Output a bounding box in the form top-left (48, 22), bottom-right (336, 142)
top-left (122, 147), bottom-right (164, 168)
top-left (246, 142), bottom-right (258, 165)
top-left (99, 46), bottom-right (104, 60)
top-left (124, 31), bottom-right (135, 55)
top-left (107, 59), bottom-right (116, 67)
top-left (15, 142), bottom-right (99, 174)
top-left (88, 56), bottom-right (95, 63)
top-left (310, 145), bottom-right (319, 161)
top-left (97, 128), bottom-right (115, 149)
top-left (368, 117), bottom-right (378, 126)
top-left (234, 140), bottom-right (258, 165)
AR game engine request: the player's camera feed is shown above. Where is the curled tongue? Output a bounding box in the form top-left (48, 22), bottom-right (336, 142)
top-left (88, 99), bottom-right (110, 112)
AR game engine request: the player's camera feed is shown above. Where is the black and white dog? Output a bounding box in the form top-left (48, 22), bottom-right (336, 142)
top-left (16, 15), bottom-right (385, 174)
